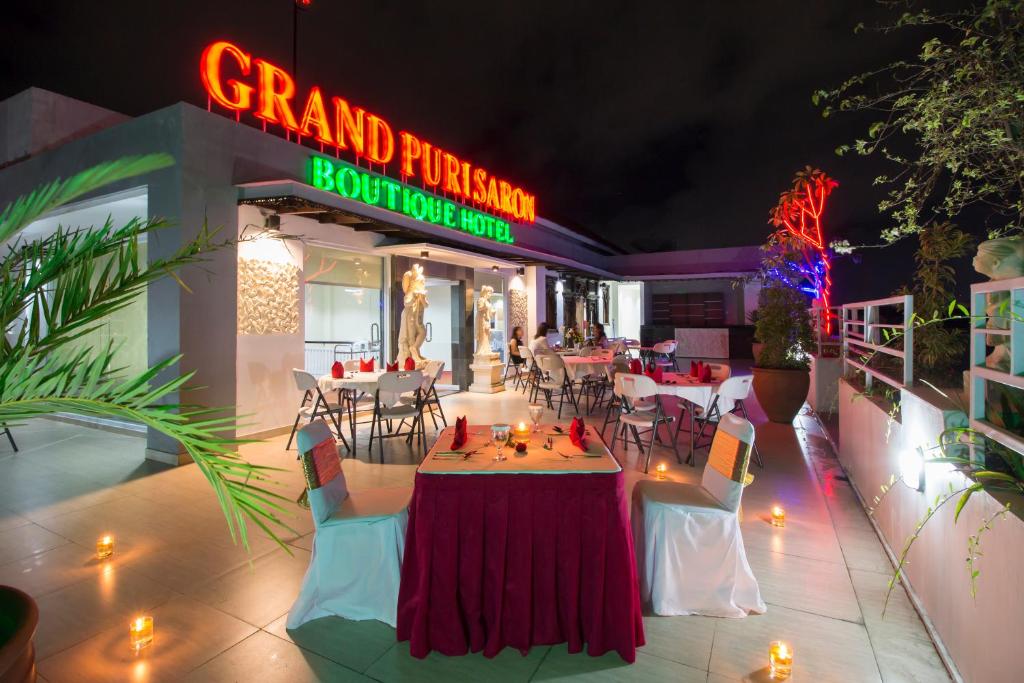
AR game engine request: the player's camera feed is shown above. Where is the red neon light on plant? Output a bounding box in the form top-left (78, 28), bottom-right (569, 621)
top-left (770, 167), bottom-right (839, 334)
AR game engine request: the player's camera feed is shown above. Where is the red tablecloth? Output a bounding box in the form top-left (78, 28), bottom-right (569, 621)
top-left (396, 469), bottom-right (645, 662)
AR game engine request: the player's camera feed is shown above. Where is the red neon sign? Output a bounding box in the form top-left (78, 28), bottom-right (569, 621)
top-left (770, 168), bottom-right (838, 334)
top-left (200, 40), bottom-right (536, 223)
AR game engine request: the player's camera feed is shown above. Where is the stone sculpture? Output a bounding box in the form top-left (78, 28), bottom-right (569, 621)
top-left (397, 263), bottom-right (428, 368)
top-left (972, 237), bottom-right (1024, 371)
top-left (475, 285), bottom-right (495, 356)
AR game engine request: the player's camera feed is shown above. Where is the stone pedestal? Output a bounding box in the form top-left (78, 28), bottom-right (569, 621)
top-left (469, 352), bottom-right (505, 393)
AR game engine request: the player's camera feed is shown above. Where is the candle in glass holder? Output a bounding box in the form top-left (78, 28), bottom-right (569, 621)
top-left (129, 616), bottom-right (154, 653)
top-left (768, 640), bottom-right (793, 679)
top-left (96, 534), bottom-right (115, 560)
top-left (514, 421), bottom-right (531, 443)
top-left (771, 505), bottom-right (786, 527)
top-left (655, 463), bottom-right (667, 480)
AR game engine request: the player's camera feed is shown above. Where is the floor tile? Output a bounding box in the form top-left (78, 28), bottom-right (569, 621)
top-left (185, 546), bottom-right (311, 627)
top-left (709, 604), bottom-right (881, 683)
top-left (183, 630), bottom-right (371, 682)
top-left (365, 641), bottom-right (547, 683)
top-left (531, 645), bottom-right (706, 682)
top-left (637, 613), bottom-right (715, 671)
top-left (834, 524), bottom-right (893, 574)
top-left (265, 614), bottom-right (400, 674)
top-left (37, 596), bottom-right (257, 683)
top-left (0, 523), bottom-right (68, 564)
top-left (745, 546), bottom-right (862, 623)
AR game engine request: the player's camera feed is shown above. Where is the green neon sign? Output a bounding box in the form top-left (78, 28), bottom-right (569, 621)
top-left (308, 156), bottom-right (515, 245)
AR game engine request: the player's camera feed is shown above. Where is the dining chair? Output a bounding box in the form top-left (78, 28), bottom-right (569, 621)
top-left (368, 371), bottom-right (425, 462)
top-left (517, 345), bottom-right (540, 394)
top-left (287, 419), bottom-right (411, 629)
top-left (406, 360), bottom-right (447, 431)
top-left (707, 362), bottom-right (732, 381)
top-left (599, 355), bottom-right (633, 435)
top-left (631, 413), bottom-right (765, 617)
top-left (677, 375), bottom-right (763, 468)
top-left (1, 425), bottom-right (16, 452)
top-left (610, 373), bottom-right (681, 473)
top-left (534, 352), bottom-right (580, 419)
top-left (287, 369), bottom-right (352, 453)
top-left (652, 340), bottom-right (679, 371)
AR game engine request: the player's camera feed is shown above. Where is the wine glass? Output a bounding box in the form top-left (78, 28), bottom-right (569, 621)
top-left (491, 423), bottom-right (511, 461)
top-left (528, 404), bottom-right (544, 432)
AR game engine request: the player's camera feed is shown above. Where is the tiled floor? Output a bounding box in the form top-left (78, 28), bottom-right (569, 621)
top-left (0, 382), bottom-right (951, 682)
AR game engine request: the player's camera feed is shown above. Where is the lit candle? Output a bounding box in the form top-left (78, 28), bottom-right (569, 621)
top-left (655, 463), bottom-right (667, 480)
top-left (96, 534), bottom-right (115, 560)
top-left (129, 616), bottom-right (154, 653)
top-left (771, 505), bottom-right (786, 527)
top-left (768, 640), bottom-right (793, 679)
top-left (514, 421), bottom-right (531, 443)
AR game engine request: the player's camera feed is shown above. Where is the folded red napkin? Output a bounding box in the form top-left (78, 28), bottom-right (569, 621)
top-left (404, 356), bottom-right (416, 371)
top-left (629, 358), bottom-right (643, 374)
top-left (386, 361), bottom-right (399, 372)
top-left (330, 361), bottom-right (344, 379)
top-left (359, 357), bottom-right (375, 372)
top-left (690, 360), bottom-right (699, 377)
top-left (569, 417), bottom-right (588, 451)
top-left (652, 367), bottom-right (664, 383)
top-left (700, 364), bottom-right (713, 382)
top-left (450, 416), bottom-right (468, 450)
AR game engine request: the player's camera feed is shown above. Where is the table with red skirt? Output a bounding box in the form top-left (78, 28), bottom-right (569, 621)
top-left (396, 426), bottom-right (645, 662)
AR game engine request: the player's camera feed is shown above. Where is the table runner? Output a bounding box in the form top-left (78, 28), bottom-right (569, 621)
top-left (419, 426), bottom-right (620, 475)
top-left (397, 432), bottom-right (645, 662)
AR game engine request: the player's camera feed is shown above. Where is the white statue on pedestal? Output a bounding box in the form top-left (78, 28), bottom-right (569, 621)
top-left (397, 263), bottom-right (428, 368)
top-left (973, 237), bottom-right (1024, 371)
top-left (475, 285), bottom-right (495, 357)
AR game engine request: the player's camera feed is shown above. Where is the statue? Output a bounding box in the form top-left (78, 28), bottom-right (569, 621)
top-left (972, 237), bottom-right (1024, 371)
top-left (397, 263), bottom-right (428, 368)
top-left (475, 285), bottom-right (495, 356)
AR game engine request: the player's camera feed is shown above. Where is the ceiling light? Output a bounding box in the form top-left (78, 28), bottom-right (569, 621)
top-left (492, 265), bottom-right (499, 273)
top-left (516, 267), bottom-right (525, 276)
top-left (420, 250), bottom-right (429, 259)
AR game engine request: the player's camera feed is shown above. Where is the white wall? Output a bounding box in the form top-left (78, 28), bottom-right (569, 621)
top-left (838, 380), bottom-right (1024, 683)
top-left (420, 282), bottom-right (453, 367)
top-left (616, 282), bottom-right (643, 340)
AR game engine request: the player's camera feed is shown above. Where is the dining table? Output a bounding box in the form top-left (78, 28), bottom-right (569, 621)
top-left (318, 371), bottom-right (386, 451)
top-left (651, 372), bottom-right (721, 464)
top-left (396, 423), bottom-right (646, 662)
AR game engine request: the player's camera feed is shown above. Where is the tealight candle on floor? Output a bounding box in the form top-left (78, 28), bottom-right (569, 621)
top-left (129, 616), bottom-right (154, 653)
top-left (96, 534), bottom-right (115, 560)
top-left (655, 463), bottom-right (667, 480)
top-left (768, 640), bottom-right (793, 679)
top-left (771, 505), bottom-right (786, 527)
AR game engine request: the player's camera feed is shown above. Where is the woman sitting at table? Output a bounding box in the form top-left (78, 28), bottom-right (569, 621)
top-left (508, 326), bottom-right (526, 365)
top-left (591, 322), bottom-right (609, 349)
top-left (529, 322), bottom-right (552, 354)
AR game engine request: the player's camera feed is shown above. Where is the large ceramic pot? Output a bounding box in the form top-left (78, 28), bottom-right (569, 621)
top-left (0, 586), bottom-right (38, 683)
top-left (751, 342), bottom-right (764, 364)
top-left (752, 366), bottom-right (810, 424)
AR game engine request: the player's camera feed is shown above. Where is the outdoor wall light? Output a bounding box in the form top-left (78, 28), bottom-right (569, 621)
top-left (492, 265), bottom-right (499, 273)
top-left (899, 445), bottom-right (926, 492)
top-left (516, 267), bottom-right (525, 276)
top-left (420, 250), bottom-right (429, 259)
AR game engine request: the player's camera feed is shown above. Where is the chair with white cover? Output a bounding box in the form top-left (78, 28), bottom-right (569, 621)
top-left (287, 420), bottom-right (411, 629)
top-left (610, 373), bottom-right (680, 472)
top-left (368, 371), bottom-right (425, 462)
top-left (287, 370), bottom-right (351, 453)
top-left (632, 413), bottom-right (765, 617)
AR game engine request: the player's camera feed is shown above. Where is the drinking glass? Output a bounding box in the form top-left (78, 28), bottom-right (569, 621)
top-left (491, 424), bottom-right (511, 461)
top-left (528, 404), bottom-right (544, 432)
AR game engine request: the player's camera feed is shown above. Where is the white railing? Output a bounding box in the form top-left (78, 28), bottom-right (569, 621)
top-left (842, 294), bottom-right (914, 391)
top-left (969, 275), bottom-right (1024, 456)
top-left (809, 305), bottom-right (842, 357)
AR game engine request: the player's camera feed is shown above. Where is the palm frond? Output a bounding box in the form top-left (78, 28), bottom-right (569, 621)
top-left (0, 154), bottom-right (174, 243)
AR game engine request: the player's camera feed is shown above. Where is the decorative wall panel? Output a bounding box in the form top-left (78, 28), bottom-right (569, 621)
top-left (509, 289), bottom-right (528, 333)
top-left (238, 258), bottom-right (300, 334)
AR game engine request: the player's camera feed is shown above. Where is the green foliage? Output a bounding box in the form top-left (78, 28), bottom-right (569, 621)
top-left (754, 233), bottom-right (816, 370)
top-left (0, 155), bottom-right (294, 551)
top-left (899, 222), bottom-right (975, 383)
top-left (816, 0), bottom-right (1024, 246)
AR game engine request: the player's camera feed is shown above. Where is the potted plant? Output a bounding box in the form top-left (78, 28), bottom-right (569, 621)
top-left (751, 233), bottom-right (816, 423)
top-left (0, 585), bottom-right (38, 683)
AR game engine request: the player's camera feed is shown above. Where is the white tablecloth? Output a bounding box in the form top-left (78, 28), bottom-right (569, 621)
top-left (318, 371), bottom-right (385, 394)
top-left (653, 372), bottom-right (720, 410)
top-left (561, 354), bottom-right (614, 381)
top-left (419, 424), bottom-right (621, 475)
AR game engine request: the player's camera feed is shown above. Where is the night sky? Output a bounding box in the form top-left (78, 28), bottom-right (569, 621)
top-left (0, 0), bottom-right (975, 299)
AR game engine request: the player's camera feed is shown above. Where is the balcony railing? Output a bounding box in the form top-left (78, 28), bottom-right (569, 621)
top-left (969, 275), bottom-right (1024, 456)
top-left (809, 305), bottom-right (842, 357)
top-left (841, 294), bottom-right (914, 391)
